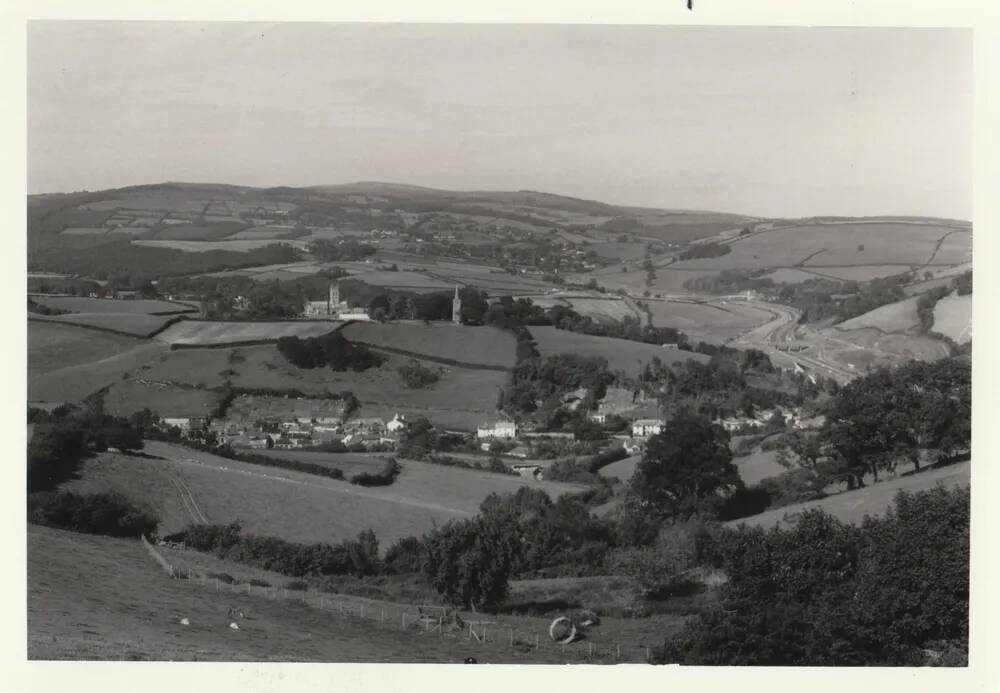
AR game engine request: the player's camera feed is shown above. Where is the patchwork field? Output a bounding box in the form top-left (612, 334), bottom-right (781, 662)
top-left (155, 320), bottom-right (342, 346)
top-left (30, 313), bottom-right (180, 338)
top-left (70, 443), bottom-right (586, 547)
top-left (30, 295), bottom-right (197, 315)
top-left (340, 322), bottom-right (517, 369)
top-left (932, 293), bottom-right (972, 343)
top-left (528, 326), bottom-right (709, 377)
top-left (731, 460), bottom-right (970, 529)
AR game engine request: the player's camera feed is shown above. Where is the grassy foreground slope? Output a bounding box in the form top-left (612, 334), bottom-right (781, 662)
top-left (27, 525), bottom-right (524, 662)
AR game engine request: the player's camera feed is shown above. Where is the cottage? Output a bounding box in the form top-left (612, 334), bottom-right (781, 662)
top-left (477, 420), bottom-right (517, 440)
top-left (631, 418), bottom-right (665, 438)
top-left (386, 413), bottom-right (406, 434)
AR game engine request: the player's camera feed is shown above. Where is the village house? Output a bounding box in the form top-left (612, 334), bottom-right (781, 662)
top-left (477, 419), bottom-right (517, 440)
top-left (631, 418), bottom-right (665, 438)
top-left (386, 413), bottom-right (406, 434)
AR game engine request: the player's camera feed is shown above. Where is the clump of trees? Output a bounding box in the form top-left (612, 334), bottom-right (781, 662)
top-left (28, 491), bottom-right (158, 538)
top-left (676, 242), bottom-right (732, 261)
top-left (397, 359), bottom-right (440, 389)
top-left (306, 238), bottom-right (376, 262)
top-left (655, 485), bottom-right (969, 665)
top-left (177, 522), bottom-right (382, 578)
top-left (350, 458), bottom-right (401, 486)
top-left (779, 358), bottom-right (970, 491)
top-left (276, 332), bottom-right (384, 371)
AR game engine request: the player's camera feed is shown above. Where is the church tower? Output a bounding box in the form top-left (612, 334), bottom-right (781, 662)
top-left (329, 282), bottom-right (340, 316)
top-left (452, 285), bottom-right (462, 325)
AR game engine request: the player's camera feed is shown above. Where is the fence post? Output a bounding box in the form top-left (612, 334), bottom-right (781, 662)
top-left (215, 578), bottom-right (219, 591)
top-left (402, 612), bottom-right (406, 629)
top-left (589, 643), bottom-right (593, 659)
top-left (361, 603), bottom-right (365, 620)
top-left (645, 647), bottom-right (650, 662)
top-left (617, 644), bottom-right (621, 661)
top-left (381, 608), bottom-right (385, 625)
top-left (509, 628), bottom-right (513, 647)
top-left (535, 635), bottom-right (539, 650)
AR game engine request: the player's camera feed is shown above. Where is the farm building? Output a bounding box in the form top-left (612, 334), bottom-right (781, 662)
top-left (161, 416), bottom-right (208, 433)
top-left (477, 420), bottom-right (517, 439)
top-left (631, 419), bottom-right (665, 438)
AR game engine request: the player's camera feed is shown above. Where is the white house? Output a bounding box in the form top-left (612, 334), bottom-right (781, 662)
top-left (386, 413), bottom-right (406, 434)
top-left (477, 420), bottom-right (517, 440)
top-left (631, 418), bottom-right (665, 438)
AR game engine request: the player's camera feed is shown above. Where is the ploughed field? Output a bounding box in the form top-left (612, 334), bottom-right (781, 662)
top-left (61, 443), bottom-right (588, 547)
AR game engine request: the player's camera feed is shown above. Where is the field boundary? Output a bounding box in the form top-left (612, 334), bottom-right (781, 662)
top-left (28, 313), bottom-right (185, 340)
top-left (350, 342), bottom-right (510, 372)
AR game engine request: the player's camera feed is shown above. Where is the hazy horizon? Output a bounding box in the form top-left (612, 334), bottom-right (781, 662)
top-left (28, 23), bottom-right (972, 219)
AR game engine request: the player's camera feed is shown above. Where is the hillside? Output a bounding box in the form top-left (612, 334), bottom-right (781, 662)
top-left (61, 443), bottom-right (587, 546)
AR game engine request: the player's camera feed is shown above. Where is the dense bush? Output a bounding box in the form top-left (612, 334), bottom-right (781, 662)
top-left (655, 486), bottom-right (970, 665)
top-left (383, 536), bottom-right (426, 574)
top-left (277, 331), bottom-right (384, 372)
top-left (28, 491), bottom-right (158, 538)
top-left (397, 359), bottom-right (441, 389)
top-left (350, 458), bottom-right (401, 486)
top-left (677, 242), bottom-right (732, 261)
top-left (178, 521), bottom-right (382, 578)
top-left (232, 451), bottom-right (345, 481)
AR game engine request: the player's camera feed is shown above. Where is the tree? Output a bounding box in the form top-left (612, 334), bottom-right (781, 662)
top-left (423, 513), bottom-right (521, 611)
top-left (630, 411), bottom-right (741, 519)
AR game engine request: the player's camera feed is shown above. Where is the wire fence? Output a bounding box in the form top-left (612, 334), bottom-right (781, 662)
top-left (140, 536), bottom-right (654, 664)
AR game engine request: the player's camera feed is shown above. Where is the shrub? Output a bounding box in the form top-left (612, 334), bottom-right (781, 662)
top-left (27, 491), bottom-right (158, 538)
top-left (284, 580), bottom-right (309, 591)
top-left (350, 458), bottom-right (401, 486)
top-left (398, 359), bottom-right (441, 389)
top-left (383, 536), bottom-right (426, 574)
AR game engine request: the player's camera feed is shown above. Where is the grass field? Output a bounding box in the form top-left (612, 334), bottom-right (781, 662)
top-left (73, 443), bottom-right (587, 547)
top-left (28, 321), bottom-right (148, 377)
top-left (103, 381), bottom-right (221, 418)
top-left (30, 295), bottom-right (197, 315)
top-left (731, 460), bottom-right (970, 529)
top-left (526, 293), bottom-right (641, 323)
top-left (133, 239), bottom-right (308, 253)
top-left (29, 524), bottom-right (557, 662)
top-left (155, 320), bottom-right (341, 346)
top-left (644, 300), bottom-right (774, 343)
top-left (28, 322), bottom-right (169, 404)
top-left (733, 448), bottom-right (787, 486)
top-left (837, 295), bottom-right (921, 333)
top-left (528, 326), bottom-right (709, 377)
top-left (340, 322), bottom-right (517, 369)
top-left (138, 348), bottom-right (234, 389)
top-left (932, 293), bottom-right (972, 343)
top-left (811, 326), bottom-right (951, 374)
top-left (30, 313), bottom-right (179, 338)
top-left (597, 455), bottom-right (641, 482)
top-left (803, 265), bottom-right (915, 282)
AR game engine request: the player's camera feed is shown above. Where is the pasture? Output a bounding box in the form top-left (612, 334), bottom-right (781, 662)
top-left (733, 448), bottom-right (787, 486)
top-left (644, 300), bottom-right (773, 343)
top-left (528, 326), bottom-right (709, 377)
top-left (932, 293), bottom-right (972, 343)
top-left (804, 265), bottom-right (914, 282)
top-left (102, 381), bottom-right (221, 419)
top-left (836, 295), bottom-right (921, 333)
top-left (30, 295), bottom-right (197, 315)
top-left (597, 454), bottom-right (641, 482)
top-left (81, 442), bottom-right (587, 547)
top-left (29, 313), bottom-right (178, 338)
top-left (155, 320), bottom-right (341, 346)
top-left (731, 460), bottom-right (970, 529)
top-left (340, 322), bottom-right (517, 369)
top-left (228, 346), bottom-right (509, 430)
top-left (28, 326), bottom-right (167, 404)
top-left (28, 320), bottom-right (148, 377)
top-left (816, 327), bottom-right (951, 372)
top-left (527, 293), bottom-right (641, 323)
top-left (29, 524), bottom-right (534, 662)
top-left (138, 348), bottom-right (234, 390)
top-left (133, 239), bottom-right (309, 253)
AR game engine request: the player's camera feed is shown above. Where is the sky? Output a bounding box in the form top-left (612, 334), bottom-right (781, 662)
top-left (27, 22), bottom-right (972, 219)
